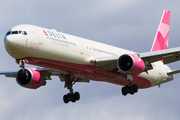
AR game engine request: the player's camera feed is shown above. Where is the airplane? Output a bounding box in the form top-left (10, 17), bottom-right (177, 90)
top-left (2, 9), bottom-right (180, 103)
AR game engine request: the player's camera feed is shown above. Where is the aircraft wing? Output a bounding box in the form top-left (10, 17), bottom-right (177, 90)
top-left (90, 56), bottom-right (118, 71)
top-left (0, 70), bottom-right (18, 77)
top-left (90, 47), bottom-right (180, 72)
top-left (138, 46), bottom-right (180, 64)
top-left (0, 67), bottom-right (89, 82)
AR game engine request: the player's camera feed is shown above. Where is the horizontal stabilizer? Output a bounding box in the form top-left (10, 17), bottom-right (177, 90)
top-left (167, 69), bottom-right (180, 75)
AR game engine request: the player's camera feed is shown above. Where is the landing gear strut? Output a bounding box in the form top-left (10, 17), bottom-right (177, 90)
top-left (17, 58), bottom-right (29, 79)
top-left (19, 59), bottom-right (25, 69)
top-left (121, 75), bottom-right (138, 96)
top-left (17, 58), bottom-right (25, 71)
top-left (63, 75), bottom-right (80, 103)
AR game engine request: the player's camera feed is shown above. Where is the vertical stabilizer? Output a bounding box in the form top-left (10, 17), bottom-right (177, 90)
top-left (151, 10), bottom-right (170, 52)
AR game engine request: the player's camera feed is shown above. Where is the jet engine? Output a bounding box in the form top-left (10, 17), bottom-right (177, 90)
top-left (117, 54), bottom-right (145, 75)
top-left (16, 68), bottom-right (44, 89)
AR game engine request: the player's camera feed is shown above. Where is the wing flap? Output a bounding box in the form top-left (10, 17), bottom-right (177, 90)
top-left (163, 54), bottom-right (180, 64)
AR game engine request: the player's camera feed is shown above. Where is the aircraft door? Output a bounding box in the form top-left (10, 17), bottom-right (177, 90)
top-left (37, 30), bottom-right (43, 45)
top-left (79, 41), bottom-right (84, 55)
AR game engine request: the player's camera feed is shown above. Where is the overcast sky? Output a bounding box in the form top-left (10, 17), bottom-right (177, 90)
top-left (0, 0), bottom-right (180, 120)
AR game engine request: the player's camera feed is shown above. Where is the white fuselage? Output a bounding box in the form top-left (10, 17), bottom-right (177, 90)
top-left (4, 25), bottom-right (174, 88)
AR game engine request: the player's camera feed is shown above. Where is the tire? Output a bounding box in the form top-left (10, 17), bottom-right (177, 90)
top-left (71, 94), bottom-right (76, 102)
top-left (74, 92), bottom-right (80, 100)
top-left (63, 95), bottom-right (69, 103)
top-left (129, 86), bottom-right (134, 95)
top-left (122, 87), bottom-right (127, 96)
top-left (133, 84), bottom-right (138, 93)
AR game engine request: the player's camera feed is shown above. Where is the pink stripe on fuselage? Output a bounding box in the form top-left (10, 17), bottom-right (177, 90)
top-left (25, 57), bottom-right (151, 89)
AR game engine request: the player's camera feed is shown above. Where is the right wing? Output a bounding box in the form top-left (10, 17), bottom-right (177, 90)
top-left (0, 70), bottom-right (18, 77)
top-left (0, 67), bottom-right (90, 82)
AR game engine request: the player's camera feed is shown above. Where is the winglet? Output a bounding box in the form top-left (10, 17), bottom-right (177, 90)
top-left (151, 10), bottom-right (170, 52)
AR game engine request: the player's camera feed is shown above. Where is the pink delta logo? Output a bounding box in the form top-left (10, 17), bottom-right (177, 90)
top-left (43, 30), bottom-right (48, 36)
top-left (43, 30), bottom-right (67, 40)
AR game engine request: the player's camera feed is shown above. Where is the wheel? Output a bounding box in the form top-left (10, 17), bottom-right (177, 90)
top-left (129, 86), bottom-right (134, 95)
top-left (74, 92), bottom-right (80, 100)
top-left (132, 84), bottom-right (138, 93)
top-left (63, 95), bottom-right (69, 103)
top-left (125, 85), bottom-right (130, 93)
top-left (71, 94), bottom-right (76, 103)
top-left (122, 87), bottom-right (127, 96)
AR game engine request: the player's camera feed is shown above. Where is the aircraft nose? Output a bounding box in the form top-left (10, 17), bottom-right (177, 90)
top-left (4, 35), bottom-right (17, 50)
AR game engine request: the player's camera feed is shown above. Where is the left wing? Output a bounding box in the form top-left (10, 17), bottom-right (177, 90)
top-left (0, 70), bottom-right (18, 77)
top-left (89, 47), bottom-right (180, 73)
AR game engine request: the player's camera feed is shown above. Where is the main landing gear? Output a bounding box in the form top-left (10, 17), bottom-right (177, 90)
top-left (121, 75), bottom-right (138, 96)
top-left (63, 75), bottom-right (80, 103)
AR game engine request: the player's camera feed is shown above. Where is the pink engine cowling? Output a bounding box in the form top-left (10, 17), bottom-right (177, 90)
top-left (16, 68), bottom-right (44, 89)
top-left (117, 54), bottom-right (145, 75)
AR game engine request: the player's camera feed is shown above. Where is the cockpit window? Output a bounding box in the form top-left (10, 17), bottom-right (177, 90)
top-left (11, 31), bottom-right (18, 34)
top-left (6, 30), bottom-right (27, 36)
top-left (6, 31), bottom-right (11, 36)
top-left (23, 31), bottom-right (27, 35)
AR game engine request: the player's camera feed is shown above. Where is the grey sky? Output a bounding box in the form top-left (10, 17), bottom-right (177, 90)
top-left (0, 0), bottom-right (180, 120)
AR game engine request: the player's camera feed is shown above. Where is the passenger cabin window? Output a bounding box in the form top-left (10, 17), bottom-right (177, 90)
top-left (6, 30), bottom-right (27, 36)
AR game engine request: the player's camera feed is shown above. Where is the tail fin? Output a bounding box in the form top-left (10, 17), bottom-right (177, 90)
top-left (151, 10), bottom-right (170, 52)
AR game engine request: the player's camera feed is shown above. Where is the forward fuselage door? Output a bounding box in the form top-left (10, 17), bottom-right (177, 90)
top-left (37, 30), bottom-right (43, 45)
top-left (78, 39), bottom-right (84, 55)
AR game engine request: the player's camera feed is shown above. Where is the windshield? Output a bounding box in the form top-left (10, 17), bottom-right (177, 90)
top-left (6, 30), bottom-right (27, 36)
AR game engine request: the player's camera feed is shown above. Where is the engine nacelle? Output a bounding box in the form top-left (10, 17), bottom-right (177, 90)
top-left (16, 68), bottom-right (44, 89)
top-left (117, 54), bottom-right (145, 75)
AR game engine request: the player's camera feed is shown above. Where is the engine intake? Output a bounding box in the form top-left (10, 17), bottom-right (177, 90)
top-left (16, 68), bottom-right (44, 89)
top-left (117, 54), bottom-right (145, 75)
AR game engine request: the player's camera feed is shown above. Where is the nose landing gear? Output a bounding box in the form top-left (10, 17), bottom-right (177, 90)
top-left (16, 58), bottom-right (29, 77)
